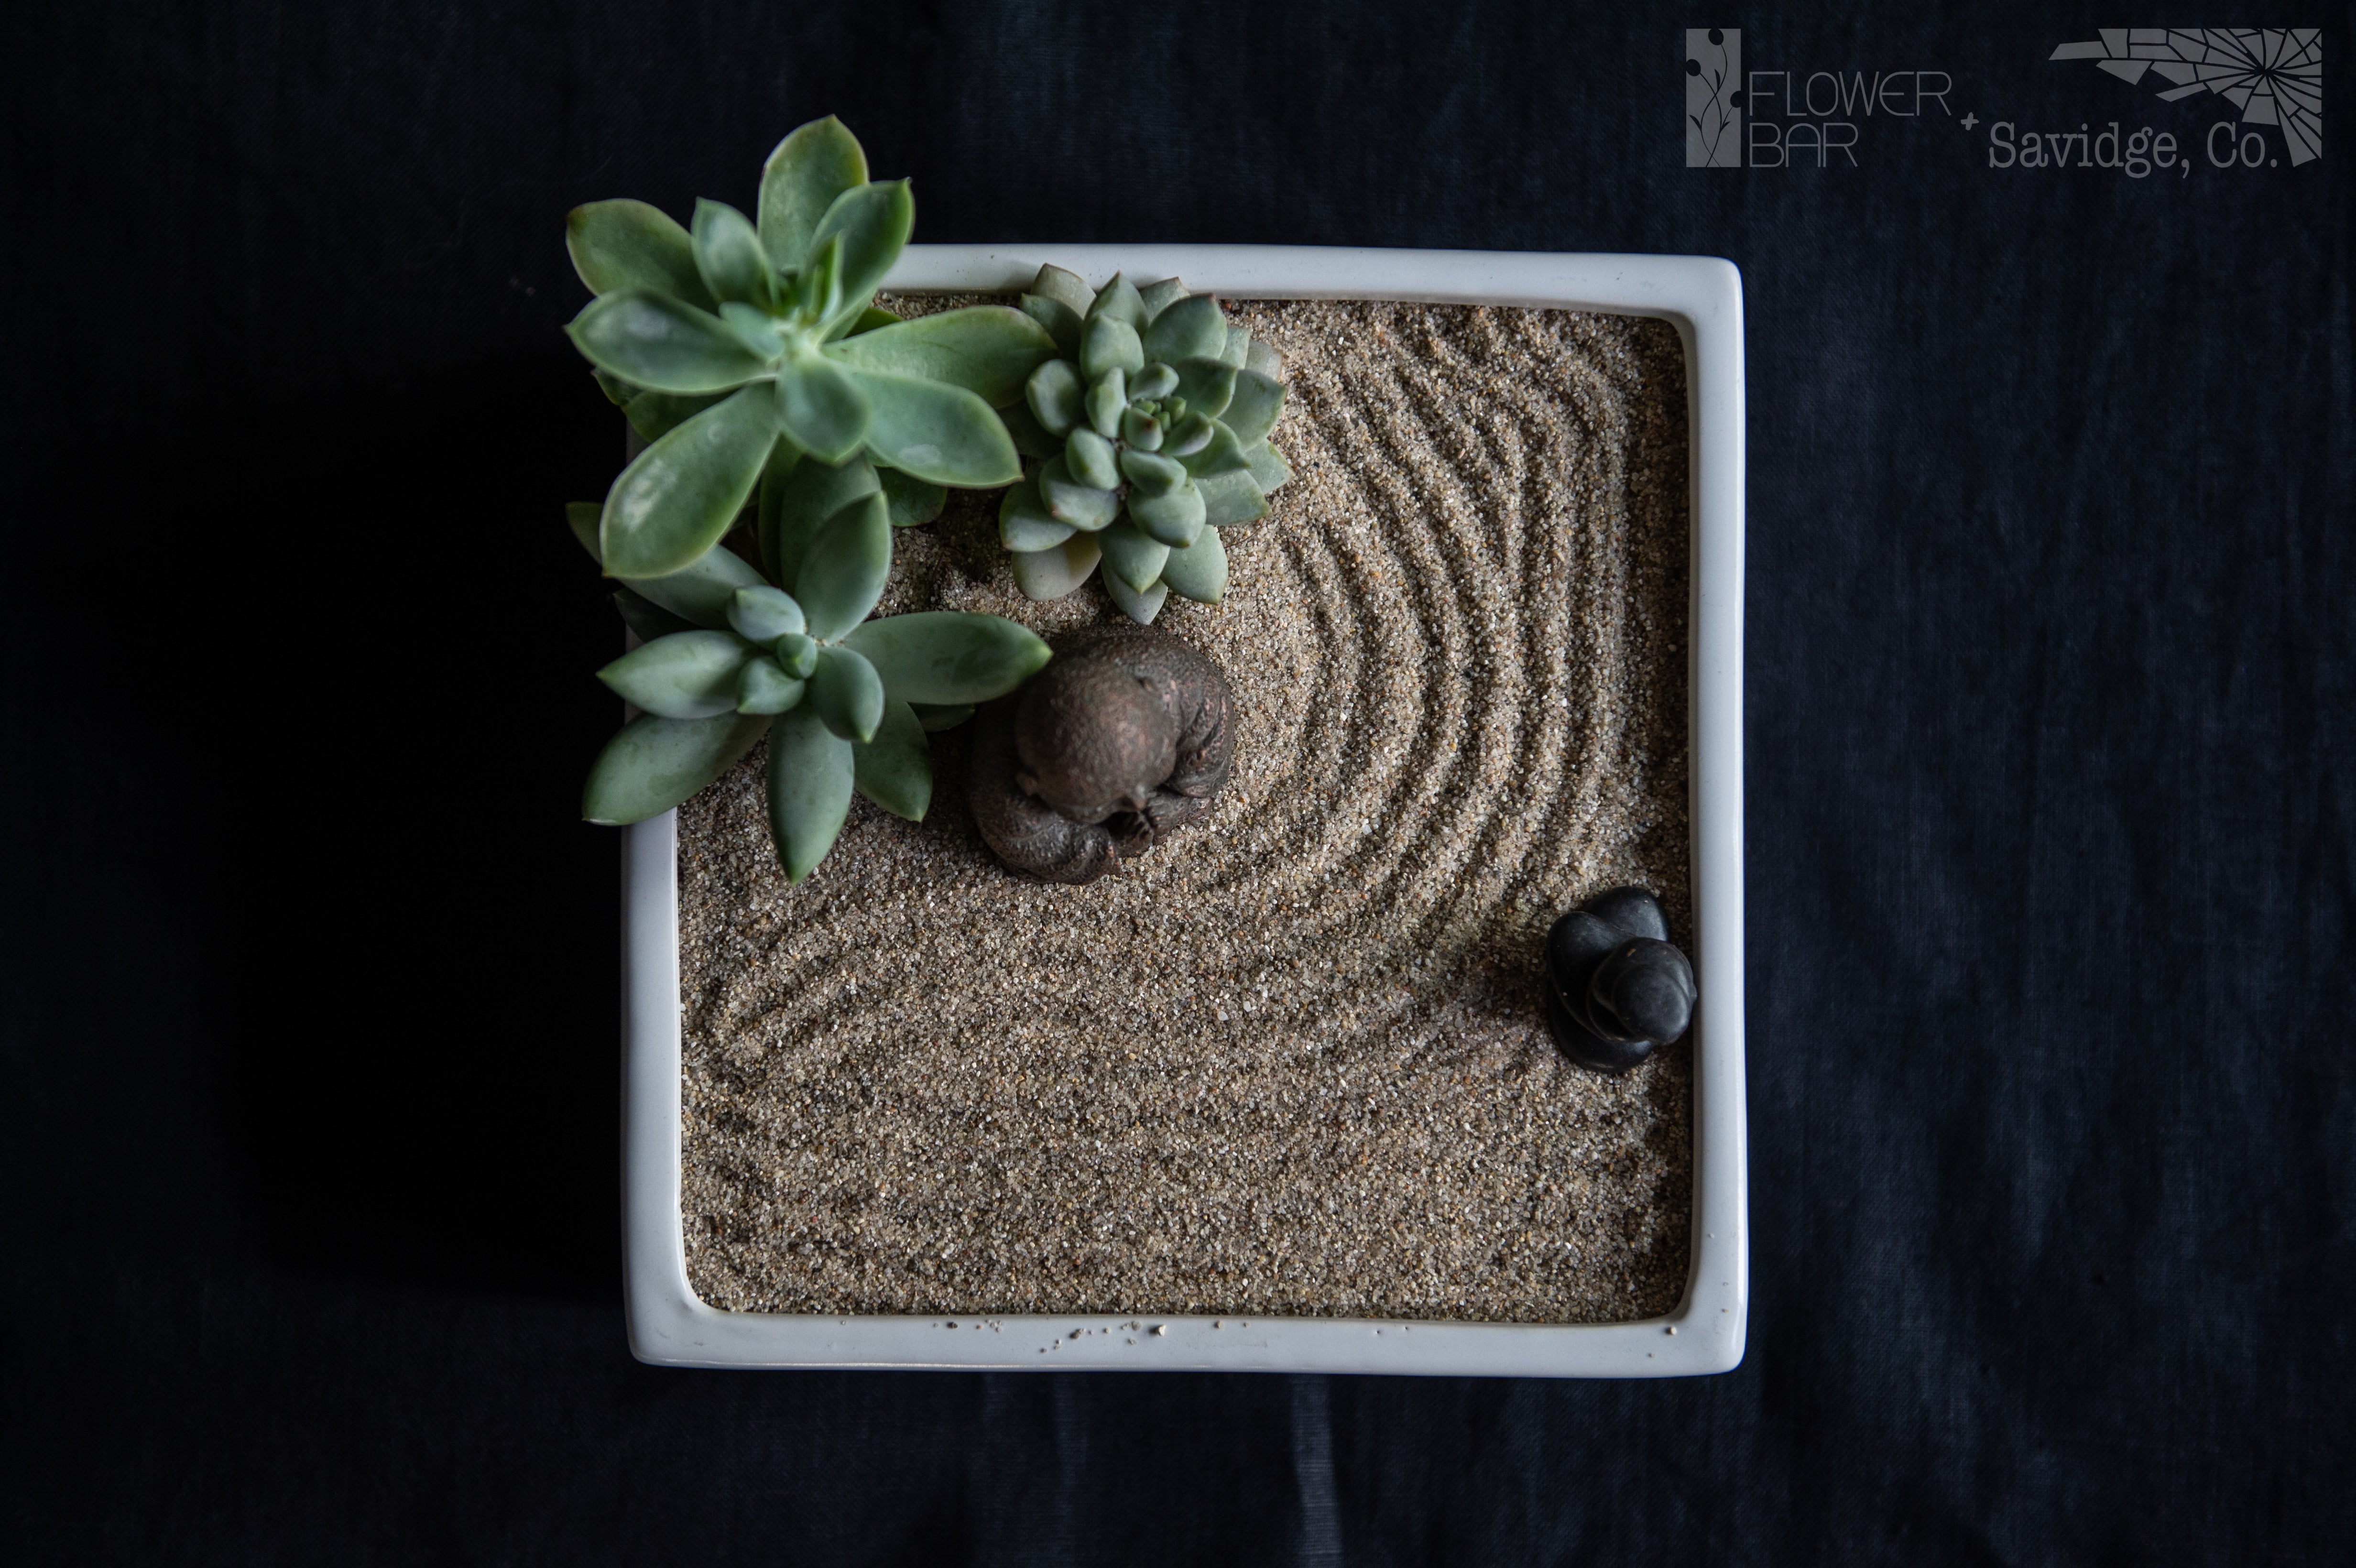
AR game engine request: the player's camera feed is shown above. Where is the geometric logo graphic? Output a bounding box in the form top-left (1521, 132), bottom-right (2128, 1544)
top-left (2051, 28), bottom-right (2321, 163)
top-left (1686, 28), bottom-right (1744, 166)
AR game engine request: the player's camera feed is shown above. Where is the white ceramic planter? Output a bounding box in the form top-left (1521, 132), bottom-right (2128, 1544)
top-left (622, 245), bottom-right (1746, 1375)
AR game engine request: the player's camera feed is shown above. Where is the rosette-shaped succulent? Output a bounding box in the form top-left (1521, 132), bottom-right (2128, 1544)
top-left (996, 266), bottom-right (1292, 624)
top-left (571, 482), bottom-right (1050, 882)
top-left (564, 117), bottom-right (1054, 581)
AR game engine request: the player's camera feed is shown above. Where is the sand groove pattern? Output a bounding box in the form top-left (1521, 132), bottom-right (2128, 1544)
top-left (677, 302), bottom-right (1692, 1323)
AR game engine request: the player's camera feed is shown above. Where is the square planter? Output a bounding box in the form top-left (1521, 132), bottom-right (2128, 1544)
top-left (622, 245), bottom-right (1746, 1375)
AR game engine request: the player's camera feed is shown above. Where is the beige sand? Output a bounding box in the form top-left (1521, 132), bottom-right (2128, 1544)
top-left (675, 300), bottom-right (1692, 1322)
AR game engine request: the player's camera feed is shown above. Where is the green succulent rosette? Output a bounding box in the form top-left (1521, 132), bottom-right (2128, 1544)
top-left (569, 481), bottom-right (1049, 882)
top-left (996, 266), bottom-right (1292, 624)
top-left (564, 116), bottom-right (1055, 582)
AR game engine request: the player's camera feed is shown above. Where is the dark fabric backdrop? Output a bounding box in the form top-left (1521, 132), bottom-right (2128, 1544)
top-left (3, 2), bottom-right (2348, 1561)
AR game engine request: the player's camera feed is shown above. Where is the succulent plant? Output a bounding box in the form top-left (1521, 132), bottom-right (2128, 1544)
top-left (564, 116), bottom-right (1056, 581)
top-left (570, 485), bottom-right (1050, 882)
top-left (996, 266), bottom-right (1292, 624)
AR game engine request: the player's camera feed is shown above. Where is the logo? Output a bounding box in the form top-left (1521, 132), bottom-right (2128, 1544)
top-left (1685, 28), bottom-right (1744, 167)
top-left (1685, 26), bottom-right (2321, 177)
top-left (2048, 30), bottom-right (2320, 164)
top-left (1985, 28), bottom-right (2320, 174)
top-left (1685, 27), bottom-right (1956, 168)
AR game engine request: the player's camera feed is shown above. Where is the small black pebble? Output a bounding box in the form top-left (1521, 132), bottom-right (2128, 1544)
top-left (1591, 938), bottom-right (1696, 1041)
top-left (1578, 886), bottom-right (1669, 943)
top-left (1543, 887), bottom-right (1697, 1073)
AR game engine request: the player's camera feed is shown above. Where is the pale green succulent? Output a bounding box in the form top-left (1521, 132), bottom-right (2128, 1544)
top-left (996, 266), bottom-right (1292, 624)
top-left (571, 472), bottom-right (1049, 881)
top-left (565, 116), bottom-right (1055, 582)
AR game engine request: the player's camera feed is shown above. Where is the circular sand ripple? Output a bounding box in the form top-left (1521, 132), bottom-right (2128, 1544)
top-left (676, 301), bottom-right (1692, 1324)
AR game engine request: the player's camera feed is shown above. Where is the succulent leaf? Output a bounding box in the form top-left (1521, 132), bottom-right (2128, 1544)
top-left (1027, 359), bottom-right (1084, 437)
top-left (767, 705), bottom-right (854, 882)
top-left (1245, 338), bottom-right (1283, 380)
top-left (1011, 533), bottom-right (1102, 600)
top-left (847, 305), bottom-right (901, 334)
top-left (876, 466), bottom-right (947, 528)
top-left (759, 116), bottom-right (869, 271)
top-left (567, 501), bottom-right (603, 560)
top-left (751, 445), bottom-right (800, 584)
top-left (627, 391), bottom-right (730, 444)
top-left (584, 710), bottom-right (769, 826)
top-left (1085, 367), bottom-right (1126, 438)
top-left (727, 584), bottom-right (806, 642)
top-left (565, 200), bottom-right (716, 309)
top-left (1100, 518), bottom-right (1171, 594)
top-left (1117, 447), bottom-right (1187, 496)
top-left (1102, 567), bottom-right (1169, 625)
top-left (1019, 294), bottom-right (1082, 357)
top-left (840, 612), bottom-right (1053, 705)
top-left (1028, 264), bottom-right (1095, 319)
top-left (761, 449), bottom-right (877, 594)
top-left (1129, 362), bottom-right (1179, 401)
top-left (847, 368), bottom-right (1021, 487)
top-left (1080, 315), bottom-right (1144, 383)
top-left (1196, 468), bottom-right (1271, 528)
top-left (1136, 277), bottom-right (1189, 321)
top-left (596, 371), bottom-right (726, 444)
top-left (691, 199), bottom-right (772, 306)
top-left (600, 386), bottom-right (778, 580)
top-left (1177, 418), bottom-right (1250, 479)
top-left (1129, 480), bottom-right (1207, 547)
top-left (808, 179), bottom-right (913, 335)
top-left (1088, 274), bottom-right (1147, 331)
top-left (592, 367), bottom-right (635, 408)
top-left (598, 629), bottom-right (757, 719)
top-left (1220, 368), bottom-right (1285, 448)
top-left (614, 588), bottom-right (698, 642)
top-left (774, 352), bottom-right (872, 464)
top-left (998, 399), bottom-right (1060, 460)
top-left (719, 301), bottom-right (789, 361)
top-left (1172, 357), bottom-right (1237, 420)
top-left (1037, 455), bottom-right (1119, 531)
top-left (1246, 440), bottom-right (1294, 492)
top-left (1144, 294), bottom-right (1227, 365)
top-left (793, 232), bottom-right (845, 323)
top-left (795, 490), bottom-right (892, 641)
top-left (1066, 427), bottom-right (1120, 490)
top-left (810, 643), bottom-right (885, 742)
top-left (1163, 410), bottom-right (1214, 457)
top-left (622, 542), bottom-right (768, 626)
top-left (1158, 522), bottom-right (1228, 604)
top-left (773, 631), bottom-right (819, 679)
top-left (999, 478), bottom-right (1074, 552)
top-left (735, 659), bottom-right (806, 715)
top-left (1217, 324), bottom-right (1252, 369)
top-left (910, 702), bottom-right (975, 731)
top-left (825, 306), bottom-right (1056, 407)
top-left (1120, 405), bottom-right (1163, 452)
top-left (568, 291), bottom-right (774, 394)
top-left (852, 699), bottom-right (933, 820)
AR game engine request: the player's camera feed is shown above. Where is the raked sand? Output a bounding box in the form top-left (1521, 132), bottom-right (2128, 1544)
top-left (674, 300), bottom-right (1693, 1323)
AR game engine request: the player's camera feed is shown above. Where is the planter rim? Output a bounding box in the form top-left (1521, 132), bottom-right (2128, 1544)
top-left (622, 244), bottom-right (1747, 1376)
